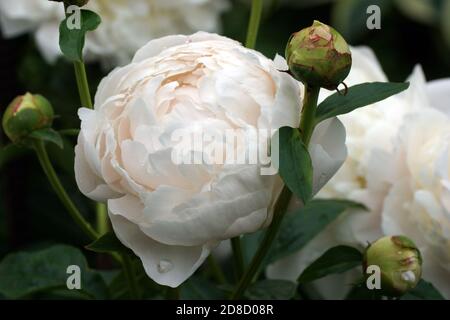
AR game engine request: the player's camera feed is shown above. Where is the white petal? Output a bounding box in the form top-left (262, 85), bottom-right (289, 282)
top-left (273, 54), bottom-right (288, 71)
top-left (426, 78), bottom-right (450, 116)
top-left (310, 117), bottom-right (348, 194)
top-left (132, 32), bottom-right (237, 63)
top-left (74, 142), bottom-right (121, 202)
top-left (34, 23), bottom-right (60, 63)
top-left (108, 195), bottom-right (211, 287)
top-left (268, 71), bottom-right (301, 129)
top-left (140, 166), bottom-right (272, 246)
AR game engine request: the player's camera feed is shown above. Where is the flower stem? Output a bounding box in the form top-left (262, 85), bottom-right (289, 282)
top-left (72, 61), bottom-right (108, 234)
top-left (95, 202), bottom-right (108, 235)
top-left (245, 0), bottom-right (264, 49)
top-left (33, 139), bottom-right (98, 240)
top-left (231, 237), bottom-right (245, 280)
top-left (73, 60), bottom-right (93, 109)
top-left (299, 85), bottom-right (320, 146)
top-left (230, 84), bottom-right (321, 300)
top-left (121, 253), bottom-right (140, 300)
top-left (230, 185), bottom-right (291, 299)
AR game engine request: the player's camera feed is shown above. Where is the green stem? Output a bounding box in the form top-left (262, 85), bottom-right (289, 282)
top-left (231, 237), bottom-right (245, 280)
top-left (230, 84), bottom-right (321, 300)
top-left (121, 254), bottom-right (140, 299)
top-left (73, 60), bottom-right (93, 109)
top-left (245, 0), bottom-right (264, 49)
top-left (299, 85), bottom-right (320, 146)
top-left (33, 139), bottom-right (98, 240)
top-left (207, 255), bottom-right (227, 285)
top-left (96, 202), bottom-right (108, 235)
top-left (230, 186), bottom-right (291, 300)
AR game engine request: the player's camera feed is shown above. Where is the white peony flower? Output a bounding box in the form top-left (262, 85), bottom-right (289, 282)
top-left (267, 46), bottom-right (450, 299)
top-left (74, 32), bottom-right (347, 287)
top-left (0, 0), bottom-right (229, 66)
top-left (381, 85), bottom-right (450, 298)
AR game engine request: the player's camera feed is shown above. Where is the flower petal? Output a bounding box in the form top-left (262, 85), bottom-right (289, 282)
top-left (310, 117), bottom-right (348, 194)
top-left (108, 195), bottom-right (212, 288)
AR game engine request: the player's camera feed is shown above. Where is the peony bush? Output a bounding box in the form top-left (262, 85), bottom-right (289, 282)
top-left (0, 0), bottom-right (447, 302)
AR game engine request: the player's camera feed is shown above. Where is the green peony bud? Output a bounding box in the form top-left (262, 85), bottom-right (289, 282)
top-left (2, 93), bottom-right (54, 143)
top-left (363, 235), bottom-right (422, 297)
top-left (49, 0), bottom-right (90, 7)
top-left (285, 20), bottom-right (352, 90)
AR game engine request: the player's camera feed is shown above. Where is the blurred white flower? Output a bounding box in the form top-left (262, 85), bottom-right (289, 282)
top-left (74, 32), bottom-right (347, 287)
top-left (0, 0), bottom-right (229, 66)
top-left (267, 46), bottom-right (450, 299)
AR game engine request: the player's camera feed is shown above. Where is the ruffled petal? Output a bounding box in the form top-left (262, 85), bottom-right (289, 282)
top-left (108, 195), bottom-right (211, 287)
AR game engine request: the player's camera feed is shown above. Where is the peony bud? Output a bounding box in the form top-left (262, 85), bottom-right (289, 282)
top-left (2, 93), bottom-right (54, 143)
top-left (285, 20), bottom-right (352, 90)
top-left (49, 0), bottom-right (90, 7)
top-left (363, 235), bottom-right (422, 297)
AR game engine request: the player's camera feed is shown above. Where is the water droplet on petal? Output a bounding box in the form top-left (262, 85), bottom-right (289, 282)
top-left (157, 259), bottom-right (173, 274)
top-left (401, 270), bottom-right (416, 283)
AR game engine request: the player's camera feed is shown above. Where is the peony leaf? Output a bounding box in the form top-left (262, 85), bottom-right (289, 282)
top-left (245, 280), bottom-right (297, 300)
top-left (278, 126), bottom-right (313, 204)
top-left (267, 199), bottom-right (366, 264)
top-left (0, 245), bottom-right (109, 299)
top-left (85, 231), bottom-right (131, 255)
top-left (59, 9), bottom-right (101, 62)
top-left (401, 279), bottom-right (445, 300)
top-left (29, 128), bottom-right (64, 149)
top-left (298, 245), bottom-right (363, 284)
top-left (315, 82), bottom-right (410, 124)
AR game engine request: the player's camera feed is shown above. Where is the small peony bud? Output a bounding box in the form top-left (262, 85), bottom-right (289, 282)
top-left (363, 235), bottom-right (422, 297)
top-left (49, 0), bottom-right (90, 7)
top-left (2, 93), bottom-right (54, 143)
top-left (285, 20), bottom-right (352, 90)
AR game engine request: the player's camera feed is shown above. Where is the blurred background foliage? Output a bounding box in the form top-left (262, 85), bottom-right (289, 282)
top-left (0, 0), bottom-right (449, 297)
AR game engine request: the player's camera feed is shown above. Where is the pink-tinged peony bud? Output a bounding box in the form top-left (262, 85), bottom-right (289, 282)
top-left (363, 235), bottom-right (422, 297)
top-left (2, 93), bottom-right (54, 143)
top-left (285, 20), bottom-right (352, 90)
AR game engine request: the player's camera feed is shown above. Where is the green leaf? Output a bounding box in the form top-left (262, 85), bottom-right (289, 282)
top-left (278, 127), bottom-right (313, 203)
top-left (85, 231), bottom-right (131, 255)
top-left (401, 279), bottom-right (445, 300)
top-left (29, 128), bottom-right (64, 149)
top-left (0, 245), bottom-right (108, 299)
top-left (59, 10), bottom-right (101, 61)
top-left (298, 245), bottom-right (362, 284)
top-left (315, 82), bottom-right (410, 124)
top-left (267, 199), bottom-right (366, 264)
top-left (246, 280), bottom-right (296, 300)
top-left (180, 276), bottom-right (226, 300)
